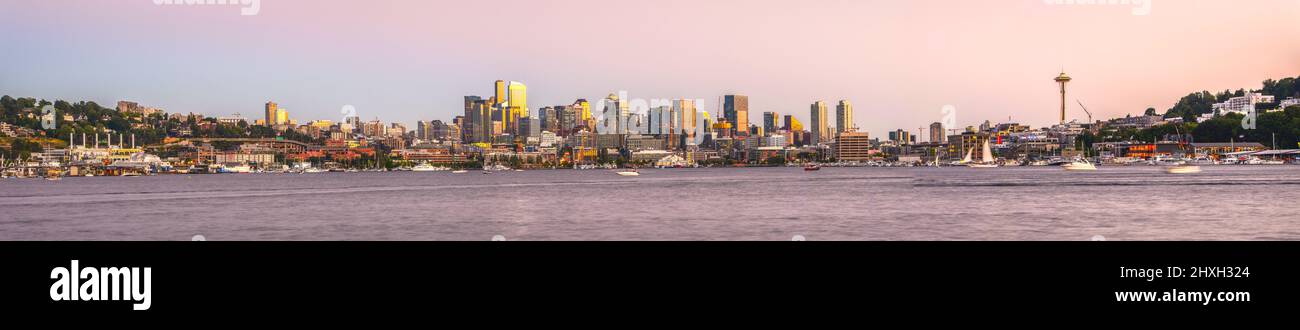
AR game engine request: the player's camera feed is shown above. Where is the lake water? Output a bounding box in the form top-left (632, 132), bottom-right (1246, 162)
top-left (2, 166), bottom-right (1299, 241)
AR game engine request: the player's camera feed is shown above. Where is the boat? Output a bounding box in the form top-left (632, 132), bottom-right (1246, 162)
top-left (966, 140), bottom-right (1000, 168)
top-left (957, 146), bottom-right (975, 165)
top-left (302, 167), bottom-right (327, 174)
top-left (1062, 158), bottom-right (1097, 171)
top-left (1247, 157), bottom-right (1286, 165)
top-left (218, 164), bottom-right (253, 174)
top-left (1166, 165), bottom-right (1202, 174)
top-left (411, 163), bottom-right (448, 172)
top-left (804, 164), bottom-right (821, 171)
top-left (483, 164), bottom-right (512, 172)
top-left (451, 170), bottom-right (469, 174)
top-left (615, 170), bottom-right (641, 176)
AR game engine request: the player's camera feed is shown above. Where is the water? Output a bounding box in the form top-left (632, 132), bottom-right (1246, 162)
top-left (2, 166), bottom-right (1299, 241)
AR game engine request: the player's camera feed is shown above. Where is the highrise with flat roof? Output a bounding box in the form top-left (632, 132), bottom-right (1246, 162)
top-left (723, 95), bottom-right (748, 136)
top-left (836, 100), bottom-right (854, 133)
top-left (811, 100), bottom-right (829, 145)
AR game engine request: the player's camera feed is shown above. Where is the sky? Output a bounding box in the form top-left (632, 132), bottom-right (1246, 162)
top-left (2, 0), bottom-right (1298, 138)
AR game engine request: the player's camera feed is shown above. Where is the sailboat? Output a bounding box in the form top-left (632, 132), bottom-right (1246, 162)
top-left (954, 146), bottom-right (975, 166)
top-left (967, 140), bottom-right (1000, 168)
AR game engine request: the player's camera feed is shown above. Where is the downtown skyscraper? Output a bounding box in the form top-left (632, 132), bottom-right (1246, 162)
top-left (763, 111), bottom-right (778, 133)
top-left (810, 100), bottom-right (829, 145)
top-left (723, 95), bottom-right (748, 137)
top-left (836, 100), bottom-right (854, 133)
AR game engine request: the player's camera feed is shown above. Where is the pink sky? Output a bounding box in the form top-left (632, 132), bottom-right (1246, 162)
top-left (2, 0), bottom-right (1298, 137)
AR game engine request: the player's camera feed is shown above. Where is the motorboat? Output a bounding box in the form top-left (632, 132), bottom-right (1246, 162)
top-left (616, 169), bottom-right (641, 176)
top-left (804, 164), bottom-right (821, 171)
top-left (411, 163), bottom-right (448, 172)
top-left (484, 164), bottom-right (512, 172)
top-left (1062, 159), bottom-right (1097, 171)
top-left (1166, 165), bottom-right (1202, 174)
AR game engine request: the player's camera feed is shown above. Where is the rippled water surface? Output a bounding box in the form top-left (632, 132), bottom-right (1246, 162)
top-left (2, 166), bottom-right (1299, 241)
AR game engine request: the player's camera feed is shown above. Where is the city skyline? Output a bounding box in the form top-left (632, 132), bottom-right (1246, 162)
top-left (2, 0), bottom-right (1299, 137)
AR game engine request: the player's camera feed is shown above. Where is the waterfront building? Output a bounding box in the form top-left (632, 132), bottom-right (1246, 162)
top-left (213, 152), bottom-right (275, 165)
top-left (1190, 142), bottom-right (1268, 158)
top-left (835, 131), bottom-right (872, 162)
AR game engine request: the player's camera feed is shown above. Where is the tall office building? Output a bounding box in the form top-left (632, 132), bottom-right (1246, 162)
top-left (275, 108), bottom-right (288, 126)
top-left (836, 100), bottom-right (854, 133)
top-left (723, 95), bottom-right (748, 136)
top-left (506, 81), bottom-right (528, 135)
top-left (495, 80), bottom-right (507, 107)
top-left (673, 99), bottom-right (697, 146)
top-left (520, 115), bottom-right (540, 138)
top-left (558, 105), bottom-right (578, 136)
top-left (416, 120), bottom-right (430, 140)
top-left (929, 122), bottom-right (945, 143)
top-left (463, 96), bottom-right (493, 143)
top-left (763, 111), bottom-right (777, 134)
top-left (540, 105), bottom-right (556, 131)
top-left (430, 120), bottom-right (449, 140)
top-left (264, 101), bottom-right (279, 126)
top-left (649, 106), bottom-right (672, 135)
top-left (602, 93), bottom-right (627, 134)
top-left (811, 100), bottom-right (829, 145)
top-left (574, 99), bottom-right (592, 130)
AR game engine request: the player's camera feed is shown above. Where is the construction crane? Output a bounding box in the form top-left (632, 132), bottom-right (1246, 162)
top-left (1075, 100), bottom-right (1094, 124)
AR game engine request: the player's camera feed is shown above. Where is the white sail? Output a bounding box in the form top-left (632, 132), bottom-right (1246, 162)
top-left (981, 140), bottom-right (994, 163)
top-left (962, 147), bottom-right (974, 164)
